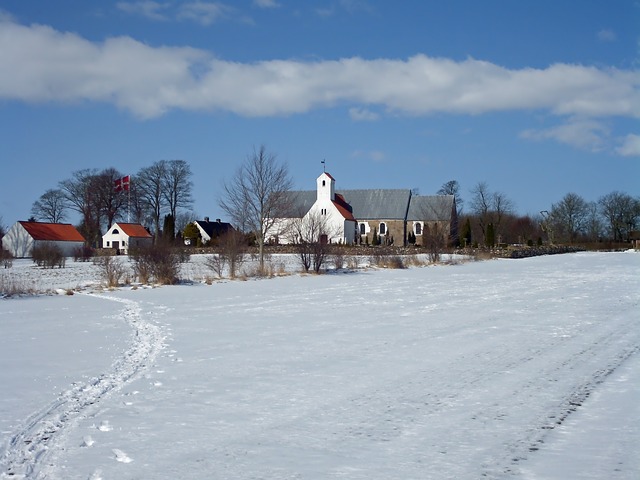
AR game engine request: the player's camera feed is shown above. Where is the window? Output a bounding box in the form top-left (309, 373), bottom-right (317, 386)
top-left (112, 229), bottom-right (119, 234)
top-left (106, 241), bottom-right (110, 247)
top-left (322, 180), bottom-right (326, 187)
top-left (360, 223), bottom-right (366, 235)
top-left (379, 222), bottom-right (386, 235)
top-left (415, 222), bottom-right (422, 235)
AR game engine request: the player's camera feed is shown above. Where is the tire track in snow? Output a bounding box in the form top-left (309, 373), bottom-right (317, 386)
top-left (0, 294), bottom-right (165, 479)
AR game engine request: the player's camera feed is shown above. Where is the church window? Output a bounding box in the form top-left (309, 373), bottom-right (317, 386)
top-left (380, 222), bottom-right (386, 235)
top-left (415, 222), bottom-right (422, 235)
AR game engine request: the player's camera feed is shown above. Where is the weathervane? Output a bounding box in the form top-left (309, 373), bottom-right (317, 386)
top-left (321, 159), bottom-right (326, 172)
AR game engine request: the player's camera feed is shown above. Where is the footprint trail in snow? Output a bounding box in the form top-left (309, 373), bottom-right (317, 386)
top-left (0, 294), bottom-right (164, 479)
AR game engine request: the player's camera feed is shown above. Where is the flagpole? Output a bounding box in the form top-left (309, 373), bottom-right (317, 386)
top-left (128, 175), bottom-right (131, 223)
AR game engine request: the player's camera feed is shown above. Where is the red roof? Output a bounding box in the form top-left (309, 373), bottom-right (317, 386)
top-left (115, 223), bottom-right (152, 238)
top-left (333, 194), bottom-right (356, 221)
top-left (19, 222), bottom-right (85, 242)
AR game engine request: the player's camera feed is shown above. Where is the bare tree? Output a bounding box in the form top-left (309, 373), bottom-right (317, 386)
top-left (220, 146), bottom-right (293, 274)
top-left (417, 196), bottom-right (455, 262)
top-left (175, 210), bottom-right (198, 239)
top-left (136, 160), bottom-right (168, 241)
top-left (95, 167), bottom-right (127, 229)
top-left (469, 182), bottom-right (514, 246)
top-left (219, 230), bottom-right (247, 278)
top-left (31, 189), bottom-right (67, 223)
top-left (128, 179), bottom-right (152, 226)
top-left (549, 193), bottom-right (590, 243)
top-left (291, 210), bottom-right (336, 273)
top-left (469, 181), bottom-right (492, 243)
top-left (585, 201), bottom-right (603, 242)
top-left (437, 180), bottom-right (463, 216)
top-left (59, 169), bottom-right (102, 247)
top-left (598, 191), bottom-right (640, 242)
top-left (162, 159), bottom-right (193, 239)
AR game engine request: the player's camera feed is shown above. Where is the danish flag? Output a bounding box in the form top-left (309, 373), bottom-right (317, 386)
top-left (114, 175), bottom-right (131, 192)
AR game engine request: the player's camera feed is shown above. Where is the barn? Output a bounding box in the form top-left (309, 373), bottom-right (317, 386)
top-left (2, 221), bottom-right (86, 258)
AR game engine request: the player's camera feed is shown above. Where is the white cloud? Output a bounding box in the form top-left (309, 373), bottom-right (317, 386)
top-left (351, 150), bottom-right (386, 162)
top-left (0, 17), bottom-right (639, 123)
top-left (177, 2), bottom-right (231, 26)
top-left (349, 107), bottom-right (379, 121)
top-left (616, 134), bottom-right (640, 157)
top-left (116, 1), bottom-right (170, 21)
top-left (253, 0), bottom-right (281, 8)
top-left (117, 1), bottom-right (232, 25)
top-left (520, 118), bottom-right (611, 152)
top-left (597, 29), bottom-right (616, 42)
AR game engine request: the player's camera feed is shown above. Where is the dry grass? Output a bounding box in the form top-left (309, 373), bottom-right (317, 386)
top-left (0, 276), bottom-right (38, 297)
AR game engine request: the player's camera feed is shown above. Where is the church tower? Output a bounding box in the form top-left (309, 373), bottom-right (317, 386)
top-left (316, 171), bottom-right (335, 202)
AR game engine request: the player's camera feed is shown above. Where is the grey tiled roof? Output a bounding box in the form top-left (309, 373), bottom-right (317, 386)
top-left (285, 191), bottom-right (316, 217)
top-left (337, 189), bottom-right (412, 220)
top-left (407, 195), bottom-right (455, 221)
top-left (285, 190), bottom-right (454, 222)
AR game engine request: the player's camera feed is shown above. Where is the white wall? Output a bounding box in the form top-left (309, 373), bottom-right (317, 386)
top-left (2, 223), bottom-right (33, 258)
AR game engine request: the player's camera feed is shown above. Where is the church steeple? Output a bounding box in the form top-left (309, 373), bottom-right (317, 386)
top-left (317, 171), bottom-right (335, 201)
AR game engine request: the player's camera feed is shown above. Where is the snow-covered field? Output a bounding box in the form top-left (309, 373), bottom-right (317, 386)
top-left (0, 252), bottom-right (638, 479)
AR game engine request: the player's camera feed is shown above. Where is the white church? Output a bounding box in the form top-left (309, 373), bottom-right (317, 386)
top-left (268, 171), bottom-right (459, 248)
top-left (268, 172), bottom-right (357, 245)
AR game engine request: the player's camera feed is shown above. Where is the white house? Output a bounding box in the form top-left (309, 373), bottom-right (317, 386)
top-left (102, 223), bottom-right (152, 254)
top-left (2, 221), bottom-right (85, 258)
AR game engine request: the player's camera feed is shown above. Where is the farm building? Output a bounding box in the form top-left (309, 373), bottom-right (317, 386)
top-left (102, 223), bottom-right (153, 254)
top-left (2, 221), bottom-right (85, 258)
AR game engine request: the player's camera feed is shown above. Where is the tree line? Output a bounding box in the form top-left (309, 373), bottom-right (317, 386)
top-left (448, 181), bottom-right (639, 247)
top-left (4, 146), bottom-right (639, 255)
top-left (28, 160), bottom-right (193, 247)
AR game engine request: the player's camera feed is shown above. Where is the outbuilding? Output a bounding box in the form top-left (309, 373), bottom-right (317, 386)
top-left (102, 223), bottom-right (153, 254)
top-left (2, 221), bottom-right (86, 258)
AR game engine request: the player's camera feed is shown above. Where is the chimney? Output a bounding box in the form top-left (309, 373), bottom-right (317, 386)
top-left (204, 216), bottom-right (209, 223)
top-left (216, 218), bottom-right (221, 223)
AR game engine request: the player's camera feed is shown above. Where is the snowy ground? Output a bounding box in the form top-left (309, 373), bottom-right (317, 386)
top-left (0, 251), bottom-right (638, 479)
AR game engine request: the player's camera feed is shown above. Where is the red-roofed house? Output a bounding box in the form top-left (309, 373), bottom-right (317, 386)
top-left (102, 223), bottom-right (153, 254)
top-left (2, 221), bottom-right (86, 258)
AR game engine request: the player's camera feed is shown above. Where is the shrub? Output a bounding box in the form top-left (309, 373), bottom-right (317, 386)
top-left (216, 231), bottom-right (247, 279)
top-left (204, 253), bottom-right (226, 279)
top-left (130, 244), bottom-right (182, 285)
top-left (331, 247), bottom-right (345, 270)
top-left (32, 243), bottom-right (65, 269)
top-left (94, 255), bottom-right (128, 288)
top-left (369, 249), bottom-right (405, 269)
top-left (1, 249), bottom-right (12, 269)
top-left (73, 245), bottom-right (95, 262)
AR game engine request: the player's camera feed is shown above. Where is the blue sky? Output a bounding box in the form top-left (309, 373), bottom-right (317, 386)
top-left (1, 0), bottom-right (638, 226)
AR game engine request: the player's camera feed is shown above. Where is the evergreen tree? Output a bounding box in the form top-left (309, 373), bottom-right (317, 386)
top-left (372, 227), bottom-right (379, 246)
top-left (183, 222), bottom-right (200, 246)
top-left (486, 222), bottom-right (496, 247)
top-left (163, 214), bottom-right (175, 243)
top-left (462, 218), bottom-right (472, 247)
